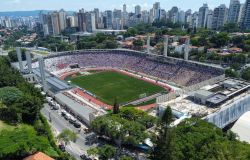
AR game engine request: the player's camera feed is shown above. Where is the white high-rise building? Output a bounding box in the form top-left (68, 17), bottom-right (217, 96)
top-left (212, 4), bottom-right (228, 30)
top-left (198, 4), bottom-right (209, 28)
top-left (135, 5), bottom-right (141, 16)
top-left (178, 10), bottom-right (186, 23)
top-left (51, 12), bottom-right (60, 35)
top-left (228, 0), bottom-right (241, 23)
top-left (153, 2), bottom-right (161, 20)
top-left (207, 10), bottom-right (214, 29)
top-left (59, 9), bottom-right (67, 32)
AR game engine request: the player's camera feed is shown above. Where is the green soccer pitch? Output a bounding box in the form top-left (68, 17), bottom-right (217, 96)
top-left (69, 71), bottom-right (166, 105)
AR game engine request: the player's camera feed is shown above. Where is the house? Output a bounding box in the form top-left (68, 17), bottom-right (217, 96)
top-left (23, 152), bottom-right (54, 160)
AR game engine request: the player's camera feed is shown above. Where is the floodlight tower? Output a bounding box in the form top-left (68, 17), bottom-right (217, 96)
top-left (164, 35), bottom-right (169, 57)
top-left (38, 56), bottom-right (48, 92)
top-left (184, 37), bottom-right (190, 61)
top-left (16, 47), bottom-right (24, 72)
top-left (25, 50), bottom-right (33, 73)
top-left (147, 34), bottom-right (150, 54)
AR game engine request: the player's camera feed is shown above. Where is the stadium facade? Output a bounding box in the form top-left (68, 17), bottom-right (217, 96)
top-left (13, 48), bottom-right (250, 128)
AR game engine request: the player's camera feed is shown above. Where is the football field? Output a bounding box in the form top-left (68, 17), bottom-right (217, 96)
top-left (69, 71), bottom-right (165, 105)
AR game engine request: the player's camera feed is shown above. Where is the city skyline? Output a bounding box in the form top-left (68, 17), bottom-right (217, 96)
top-left (0, 0), bottom-right (246, 12)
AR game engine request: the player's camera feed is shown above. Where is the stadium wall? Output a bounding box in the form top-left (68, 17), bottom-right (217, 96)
top-left (204, 93), bottom-right (250, 128)
top-left (156, 75), bottom-right (225, 104)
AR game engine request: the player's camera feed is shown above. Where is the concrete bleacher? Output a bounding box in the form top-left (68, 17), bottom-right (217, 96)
top-left (32, 49), bottom-right (224, 87)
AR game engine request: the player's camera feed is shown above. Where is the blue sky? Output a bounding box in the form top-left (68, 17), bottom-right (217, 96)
top-left (0, 0), bottom-right (246, 12)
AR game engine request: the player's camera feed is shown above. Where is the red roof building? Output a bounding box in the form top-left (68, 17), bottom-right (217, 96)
top-left (23, 152), bottom-right (54, 160)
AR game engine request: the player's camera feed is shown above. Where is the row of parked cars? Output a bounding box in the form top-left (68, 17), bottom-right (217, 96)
top-left (46, 96), bottom-right (82, 128)
top-left (61, 110), bottom-right (82, 128)
top-left (46, 96), bottom-right (60, 110)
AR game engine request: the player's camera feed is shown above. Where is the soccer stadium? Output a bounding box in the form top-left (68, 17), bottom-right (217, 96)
top-left (27, 49), bottom-right (225, 125)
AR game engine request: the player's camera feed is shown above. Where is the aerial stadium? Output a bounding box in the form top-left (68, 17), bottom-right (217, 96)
top-left (13, 45), bottom-right (250, 129)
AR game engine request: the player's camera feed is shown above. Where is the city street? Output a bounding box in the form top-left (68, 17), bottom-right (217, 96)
top-left (41, 104), bottom-right (97, 160)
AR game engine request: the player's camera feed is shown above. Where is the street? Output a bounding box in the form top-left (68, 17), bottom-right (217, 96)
top-left (41, 104), bottom-right (97, 160)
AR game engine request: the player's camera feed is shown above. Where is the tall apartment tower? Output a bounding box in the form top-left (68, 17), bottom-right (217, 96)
top-left (135, 5), bottom-right (141, 16)
top-left (242, 0), bottom-right (250, 30)
top-left (198, 4), bottom-right (209, 28)
top-left (153, 2), bottom-right (161, 20)
top-left (228, 0), bottom-right (241, 23)
top-left (58, 9), bottom-right (67, 32)
top-left (105, 10), bottom-right (113, 29)
top-left (78, 9), bottom-right (86, 32)
top-left (212, 4), bottom-right (228, 30)
top-left (51, 12), bottom-right (60, 35)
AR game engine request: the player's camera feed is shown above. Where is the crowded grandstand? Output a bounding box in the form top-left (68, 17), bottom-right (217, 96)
top-left (33, 49), bottom-right (224, 87)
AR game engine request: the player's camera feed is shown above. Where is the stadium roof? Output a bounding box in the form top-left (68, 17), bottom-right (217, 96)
top-left (206, 93), bottom-right (228, 105)
top-left (33, 68), bottom-right (71, 92)
top-left (55, 92), bottom-right (96, 122)
top-left (231, 111), bottom-right (250, 144)
top-left (194, 90), bottom-right (214, 97)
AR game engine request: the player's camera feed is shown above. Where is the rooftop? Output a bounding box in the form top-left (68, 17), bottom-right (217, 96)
top-left (159, 78), bottom-right (250, 117)
top-left (23, 152), bottom-right (54, 160)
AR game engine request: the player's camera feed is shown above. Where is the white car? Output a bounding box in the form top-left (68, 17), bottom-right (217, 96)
top-left (46, 96), bottom-right (53, 103)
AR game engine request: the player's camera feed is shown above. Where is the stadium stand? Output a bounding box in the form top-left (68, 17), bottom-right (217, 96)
top-left (34, 50), bottom-right (224, 86)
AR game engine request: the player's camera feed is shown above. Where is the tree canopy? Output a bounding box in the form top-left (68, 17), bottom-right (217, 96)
top-left (153, 117), bottom-right (250, 160)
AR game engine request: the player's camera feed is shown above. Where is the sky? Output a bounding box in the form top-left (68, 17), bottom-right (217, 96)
top-left (0, 0), bottom-right (246, 12)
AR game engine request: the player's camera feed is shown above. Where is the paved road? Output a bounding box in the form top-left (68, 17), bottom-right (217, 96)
top-left (41, 104), bottom-right (148, 160)
top-left (41, 104), bottom-right (97, 160)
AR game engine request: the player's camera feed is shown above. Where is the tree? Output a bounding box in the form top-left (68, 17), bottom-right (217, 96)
top-left (87, 145), bottom-right (116, 160)
top-left (221, 23), bottom-right (239, 33)
top-left (120, 155), bottom-right (134, 160)
top-left (152, 106), bottom-right (174, 160)
top-left (152, 118), bottom-right (250, 160)
top-left (209, 32), bottom-right (229, 48)
top-left (161, 106), bottom-right (172, 126)
top-left (113, 98), bottom-right (120, 114)
top-left (57, 129), bottom-right (77, 145)
top-left (132, 39), bottom-right (144, 50)
top-left (0, 125), bottom-right (53, 160)
top-left (225, 68), bottom-right (239, 78)
top-left (8, 48), bottom-right (26, 62)
top-left (242, 68), bottom-right (250, 81)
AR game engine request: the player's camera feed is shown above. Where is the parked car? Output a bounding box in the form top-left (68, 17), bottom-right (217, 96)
top-left (64, 113), bottom-right (71, 120)
top-left (46, 96), bottom-right (53, 103)
top-left (73, 121), bottom-right (81, 128)
top-left (59, 144), bottom-right (65, 152)
top-left (69, 117), bottom-right (77, 124)
top-left (80, 154), bottom-right (91, 160)
top-left (61, 110), bottom-right (66, 116)
top-left (52, 102), bottom-right (60, 110)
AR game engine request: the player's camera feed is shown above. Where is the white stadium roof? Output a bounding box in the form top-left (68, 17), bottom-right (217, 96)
top-left (231, 111), bottom-right (250, 144)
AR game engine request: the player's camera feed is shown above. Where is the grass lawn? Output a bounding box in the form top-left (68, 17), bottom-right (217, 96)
top-left (70, 71), bottom-right (165, 105)
top-left (0, 121), bottom-right (14, 131)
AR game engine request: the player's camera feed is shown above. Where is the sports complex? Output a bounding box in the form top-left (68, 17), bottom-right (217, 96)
top-left (13, 48), bottom-right (250, 129)
top-left (25, 48), bottom-right (250, 128)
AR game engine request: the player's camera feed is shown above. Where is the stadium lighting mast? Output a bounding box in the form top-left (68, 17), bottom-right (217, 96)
top-left (25, 50), bottom-right (33, 73)
top-left (16, 47), bottom-right (24, 72)
top-left (38, 56), bottom-right (48, 92)
top-left (147, 34), bottom-right (151, 54)
top-left (184, 37), bottom-right (190, 61)
top-left (164, 35), bottom-right (169, 57)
